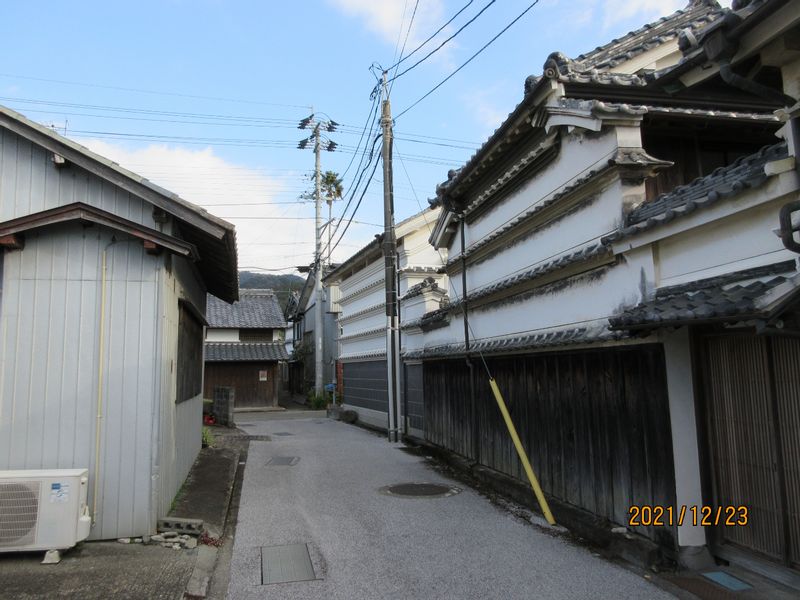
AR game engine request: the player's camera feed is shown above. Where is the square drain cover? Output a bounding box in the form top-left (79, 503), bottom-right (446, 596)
top-left (273, 432), bottom-right (294, 436)
top-left (701, 572), bottom-right (752, 591)
top-left (268, 456), bottom-right (299, 466)
top-left (261, 543), bottom-right (315, 585)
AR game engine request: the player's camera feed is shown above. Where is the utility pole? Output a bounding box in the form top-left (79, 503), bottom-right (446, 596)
top-left (380, 72), bottom-right (400, 443)
top-left (298, 113), bottom-right (338, 397)
top-left (313, 122), bottom-right (324, 396)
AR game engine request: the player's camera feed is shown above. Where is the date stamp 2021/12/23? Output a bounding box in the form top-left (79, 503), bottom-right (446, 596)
top-left (628, 505), bottom-right (748, 527)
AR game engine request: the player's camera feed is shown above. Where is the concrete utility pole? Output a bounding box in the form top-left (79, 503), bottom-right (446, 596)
top-left (380, 72), bottom-right (400, 443)
top-left (298, 113), bottom-right (338, 397)
top-left (314, 123), bottom-right (324, 396)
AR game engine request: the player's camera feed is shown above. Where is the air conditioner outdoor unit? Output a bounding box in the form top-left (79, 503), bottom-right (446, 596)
top-left (0, 469), bottom-right (91, 554)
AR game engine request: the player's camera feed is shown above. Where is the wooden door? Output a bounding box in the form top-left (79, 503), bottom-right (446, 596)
top-left (702, 333), bottom-right (800, 569)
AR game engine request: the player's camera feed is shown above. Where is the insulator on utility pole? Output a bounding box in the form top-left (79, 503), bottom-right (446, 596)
top-left (380, 72), bottom-right (401, 443)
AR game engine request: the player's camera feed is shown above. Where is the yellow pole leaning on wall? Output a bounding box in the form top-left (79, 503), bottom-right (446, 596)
top-left (92, 248), bottom-right (108, 525)
top-left (488, 378), bottom-right (556, 525)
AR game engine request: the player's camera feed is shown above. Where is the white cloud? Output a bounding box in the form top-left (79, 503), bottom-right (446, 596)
top-left (73, 140), bottom-right (375, 273)
top-left (328, 0), bottom-right (448, 62)
top-left (463, 86), bottom-right (509, 135)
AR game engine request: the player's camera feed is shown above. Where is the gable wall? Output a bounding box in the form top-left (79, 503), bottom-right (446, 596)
top-left (0, 127), bottom-right (157, 228)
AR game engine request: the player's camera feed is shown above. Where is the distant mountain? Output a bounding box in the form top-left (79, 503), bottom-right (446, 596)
top-left (238, 271), bottom-right (305, 311)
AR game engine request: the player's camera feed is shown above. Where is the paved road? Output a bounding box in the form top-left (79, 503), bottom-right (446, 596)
top-left (227, 417), bottom-right (675, 600)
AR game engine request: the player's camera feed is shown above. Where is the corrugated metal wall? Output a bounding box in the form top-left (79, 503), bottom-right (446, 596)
top-left (342, 360), bottom-right (388, 414)
top-left (403, 363), bottom-right (424, 433)
top-left (423, 345), bottom-right (677, 547)
top-left (0, 225), bottom-right (160, 539)
top-left (0, 127), bottom-right (205, 539)
top-left (156, 256), bottom-right (204, 521)
top-left (0, 128), bottom-right (157, 227)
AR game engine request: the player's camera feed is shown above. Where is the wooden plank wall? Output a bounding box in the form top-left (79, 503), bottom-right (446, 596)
top-left (424, 344), bottom-right (676, 546)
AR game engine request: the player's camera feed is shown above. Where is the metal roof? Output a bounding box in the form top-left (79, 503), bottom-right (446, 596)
top-left (205, 342), bottom-right (290, 362)
top-left (206, 290), bottom-right (286, 328)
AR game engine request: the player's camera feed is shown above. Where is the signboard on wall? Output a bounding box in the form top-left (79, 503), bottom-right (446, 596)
top-left (259, 370), bottom-right (268, 382)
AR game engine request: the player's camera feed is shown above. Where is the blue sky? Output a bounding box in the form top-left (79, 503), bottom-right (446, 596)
top-left (0, 0), bottom-right (720, 272)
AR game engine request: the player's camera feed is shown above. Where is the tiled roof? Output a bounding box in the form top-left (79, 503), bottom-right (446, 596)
top-left (430, 1), bottom-right (723, 230)
top-left (576, 1), bottom-right (724, 71)
top-left (403, 325), bottom-right (629, 360)
top-left (205, 342), bottom-right (290, 362)
top-left (451, 243), bottom-right (612, 309)
top-left (603, 142), bottom-right (789, 244)
top-left (609, 262), bottom-right (799, 330)
top-left (559, 98), bottom-right (779, 122)
top-left (206, 289), bottom-right (286, 328)
top-left (401, 277), bottom-right (441, 301)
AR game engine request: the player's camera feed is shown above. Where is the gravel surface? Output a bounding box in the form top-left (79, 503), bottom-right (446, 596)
top-left (227, 417), bottom-right (675, 600)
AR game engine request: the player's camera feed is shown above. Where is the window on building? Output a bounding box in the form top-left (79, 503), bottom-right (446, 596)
top-left (177, 301), bottom-right (204, 403)
top-left (239, 328), bottom-right (273, 342)
top-left (642, 118), bottom-right (779, 201)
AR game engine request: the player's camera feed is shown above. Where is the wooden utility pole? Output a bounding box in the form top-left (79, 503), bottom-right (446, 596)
top-left (380, 72), bottom-right (400, 442)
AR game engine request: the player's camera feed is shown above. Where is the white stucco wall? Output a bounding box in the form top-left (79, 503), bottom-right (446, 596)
top-left (205, 328), bottom-right (239, 342)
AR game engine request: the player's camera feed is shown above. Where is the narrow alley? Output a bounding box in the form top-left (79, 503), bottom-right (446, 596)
top-left (226, 415), bottom-right (674, 600)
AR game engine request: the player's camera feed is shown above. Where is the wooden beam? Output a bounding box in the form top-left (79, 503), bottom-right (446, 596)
top-left (0, 234), bottom-right (24, 250)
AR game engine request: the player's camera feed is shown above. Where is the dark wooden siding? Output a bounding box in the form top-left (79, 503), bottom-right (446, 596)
top-left (342, 360), bottom-right (388, 413)
top-left (177, 303), bottom-right (204, 403)
top-left (424, 345), bottom-right (676, 546)
top-left (203, 362), bottom-right (276, 408)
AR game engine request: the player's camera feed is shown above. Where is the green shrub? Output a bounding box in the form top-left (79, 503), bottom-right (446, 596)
top-left (201, 426), bottom-right (215, 448)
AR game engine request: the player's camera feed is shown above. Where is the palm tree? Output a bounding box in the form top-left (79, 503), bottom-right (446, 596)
top-left (320, 171), bottom-right (343, 265)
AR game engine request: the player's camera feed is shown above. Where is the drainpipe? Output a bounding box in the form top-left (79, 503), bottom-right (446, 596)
top-left (92, 243), bottom-right (110, 526)
top-left (460, 217), bottom-right (479, 462)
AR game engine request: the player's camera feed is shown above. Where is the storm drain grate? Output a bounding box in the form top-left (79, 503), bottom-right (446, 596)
top-left (272, 432), bottom-right (294, 436)
top-left (379, 483), bottom-right (461, 498)
top-left (267, 456), bottom-right (300, 466)
top-left (228, 435), bottom-right (271, 441)
top-left (260, 543), bottom-right (316, 585)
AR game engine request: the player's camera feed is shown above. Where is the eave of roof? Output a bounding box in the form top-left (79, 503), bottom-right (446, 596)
top-left (0, 202), bottom-right (198, 259)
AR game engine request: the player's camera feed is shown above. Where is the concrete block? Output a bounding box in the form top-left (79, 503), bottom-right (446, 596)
top-left (158, 517), bottom-right (204, 535)
top-left (117, 538), bottom-right (131, 544)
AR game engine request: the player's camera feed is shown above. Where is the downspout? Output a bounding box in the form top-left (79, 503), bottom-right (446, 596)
top-left (92, 244), bottom-right (110, 526)
top-left (460, 217), bottom-right (478, 462)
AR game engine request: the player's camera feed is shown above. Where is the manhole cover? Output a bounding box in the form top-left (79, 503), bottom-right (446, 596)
top-left (379, 483), bottom-right (460, 498)
top-left (267, 456), bottom-right (300, 466)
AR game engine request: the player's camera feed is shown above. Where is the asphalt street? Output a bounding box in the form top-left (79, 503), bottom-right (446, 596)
top-left (227, 416), bottom-right (676, 600)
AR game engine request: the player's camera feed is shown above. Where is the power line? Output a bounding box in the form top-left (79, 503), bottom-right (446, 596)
top-left (396, 0), bottom-right (541, 120)
top-left (328, 150), bottom-right (382, 257)
top-left (6, 98), bottom-right (481, 147)
top-left (327, 133), bottom-right (383, 249)
top-left (389, 0), bottom-right (421, 95)
top-left (385, 0), bottom-right (475, 72)
top-left (388, 0), bottom-right (497, 84)
top-left (0, 73), bottom-right (311, 109)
